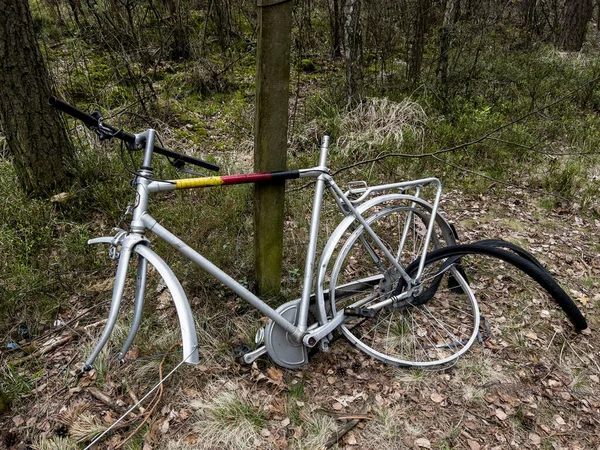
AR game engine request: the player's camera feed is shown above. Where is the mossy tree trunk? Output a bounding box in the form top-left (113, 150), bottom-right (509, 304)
top-left (0, 0), bottom-right (75, 197)
top-left (253, 0), bottom-right (293, 296)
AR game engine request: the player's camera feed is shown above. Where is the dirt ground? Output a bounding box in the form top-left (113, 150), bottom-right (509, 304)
top-left (1, 190), bottom-right (599, 450)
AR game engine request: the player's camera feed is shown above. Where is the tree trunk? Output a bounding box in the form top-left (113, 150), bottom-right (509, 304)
top-left (343, 0), bottom-right (362, 104)
top-left (558, 0), bottom-right (593, 51)
top-left (0, 0), bottom-right (75, 197)
top-left (436, 0), bottom-right (458, 89)
top-left (166, 0), bottom-right (190, 59)
top-left (407, 0), bottom-right (430, 82)
top-left (522, 0), bottom-right (538, 35)
top-left (253, 0), bottom-right (293, 296)
top-left (328, 0), bottom-right (342, 58)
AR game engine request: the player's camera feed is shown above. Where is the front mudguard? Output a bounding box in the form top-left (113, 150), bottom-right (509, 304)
top-left (86, 233), bottom-right (199, 366)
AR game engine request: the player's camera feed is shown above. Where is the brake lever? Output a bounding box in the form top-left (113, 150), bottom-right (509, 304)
top-left (172, 158), bottom-right (201, 176)
top-left (90, 111), bottom-right (119, 141)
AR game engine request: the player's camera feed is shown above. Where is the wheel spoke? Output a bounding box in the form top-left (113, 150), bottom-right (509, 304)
top-left (327, 201), bottom-right (480, 368)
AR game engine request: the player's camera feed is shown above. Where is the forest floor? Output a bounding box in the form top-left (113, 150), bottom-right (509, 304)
top-left (1, 189), bottom-right (599, 450)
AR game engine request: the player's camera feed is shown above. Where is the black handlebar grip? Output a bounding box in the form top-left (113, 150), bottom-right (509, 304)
top-left (48, 96), bottom-right (99, 128)
top-left (49, 96), bottom-right (220, 172)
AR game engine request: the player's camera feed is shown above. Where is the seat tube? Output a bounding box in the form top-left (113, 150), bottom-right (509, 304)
top-left (297, 136), bottom-right (330, 332)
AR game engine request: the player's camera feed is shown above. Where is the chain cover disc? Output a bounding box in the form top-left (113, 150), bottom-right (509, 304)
top-left (264, 300), bottom-right (308, 369)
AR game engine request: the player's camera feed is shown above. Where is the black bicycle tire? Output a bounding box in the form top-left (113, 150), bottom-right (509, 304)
top-left (403, 244), bottom-right (587, 330)
top-left (469, 239), bottom-right (546, 270)
top-left (398, 239), bottom-right (545, 299)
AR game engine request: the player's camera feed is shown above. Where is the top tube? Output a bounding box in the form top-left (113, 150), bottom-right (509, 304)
top-left (146, 167), bottom-right (328, 192)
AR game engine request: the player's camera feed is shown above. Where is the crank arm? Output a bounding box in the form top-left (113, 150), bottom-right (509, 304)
top-left (241, 346), bottom-right (268, 365)
top-left (302, 311), bottom-right (345, 347)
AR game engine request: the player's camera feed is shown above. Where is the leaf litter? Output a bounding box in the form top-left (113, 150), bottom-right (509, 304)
top-left (1, 190), bottom-right (600, 449)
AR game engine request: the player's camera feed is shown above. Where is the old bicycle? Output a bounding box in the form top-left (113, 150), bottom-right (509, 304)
top-left (49, 97), bottom-right (586, 372)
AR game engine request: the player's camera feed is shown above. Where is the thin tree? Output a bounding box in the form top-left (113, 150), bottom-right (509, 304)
top-left (0, 0), bottom-right (75, 197)
top-left (436, 0), bottom-right (458, 89)
top-left (327, 0), bottom-right (343, 58)
top-left (407, 0), bottom-right (430, 83)
top-left (343, 0), bottom-right (362, 104)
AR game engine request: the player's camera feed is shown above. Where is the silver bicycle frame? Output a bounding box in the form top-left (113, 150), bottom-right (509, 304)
top-left (84, 130), bottom-right (443, 368)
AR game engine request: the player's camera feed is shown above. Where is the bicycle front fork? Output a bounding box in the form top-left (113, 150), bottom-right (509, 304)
top-left (84, 231), bottom-right (200, 370)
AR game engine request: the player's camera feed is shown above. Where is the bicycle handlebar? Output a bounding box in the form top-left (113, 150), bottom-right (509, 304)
top-left (48, 96), bottom-right (220, 172)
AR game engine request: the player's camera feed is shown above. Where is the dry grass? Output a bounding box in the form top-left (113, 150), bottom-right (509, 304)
top-left (292, 413), bottom-right (338, 450)
top-left (69, 411), bottom-right (107, 443)
top-left (182, 380), bottom-right (268, 450)
top-left (31, 437), bottom-right (76, 450)
top-left (337, 97), bottom-right (427, 155)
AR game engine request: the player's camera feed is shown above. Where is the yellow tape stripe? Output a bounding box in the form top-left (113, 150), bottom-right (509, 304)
top-left (174, 177), bottom-right (224, 189)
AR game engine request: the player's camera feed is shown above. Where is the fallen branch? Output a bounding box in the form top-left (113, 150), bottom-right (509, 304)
top-left (88, 388), bottom-right (130, 416)
top-left (322, 418), bottom-right (361, 449)
top-left (315, 408), bottom-right (373, 421)
top-left (15, 335), bottom-right (73, 366)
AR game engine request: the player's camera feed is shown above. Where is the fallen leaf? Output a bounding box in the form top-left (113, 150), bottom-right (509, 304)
top-left (332, 402), bottom-right (343, 411)
top-left (495, 409), bottom-right (508, 421)
top-left (467, 439), bottom-right (481, 450)
top-left (260, 427), bottom-right (271, 437)
top-left (160, 420), bottom-right (169, 433)
top-left (525, 332), bottom-right (538, 341)
top-left (346, 431), bottom-right (357, 445)
top-left (12, 415), bottom-right (24, 427)
top-left (554, 415), bottom-right (566, 425)
top-left (415, 437), bottom-right (431, 448)
top-left (430, 392), bottom-right (444, 403)
top-left (281, 418), bottom-right (290, 427)
top-left (50, 192), bottom-right (71, 203)
top-left (183, 434), bottom-right (198, 444)
top-left (267, 367), bottom-right (283, 384)
top-left (529, 433), bottom-right (541, 445)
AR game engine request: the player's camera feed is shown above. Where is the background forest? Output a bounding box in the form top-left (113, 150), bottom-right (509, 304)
top-left (1, 0), bottom-right (600, 449)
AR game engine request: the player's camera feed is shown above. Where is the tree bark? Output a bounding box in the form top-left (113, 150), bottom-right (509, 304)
top-left (253, 0), bottom-right (293, 296)
top-left (328, 0), bottom-right (342, 58)
top-left (0, 0), bottom-right (75, 197)
top-left (407, 0), bottom-right (430, 83)
top-left (436, 0), bottom-right (458, 89)
top-left (343, 0), bottom-right (362, 104)
top-left (558, 0), bottom-right (593, 51)
top-left (166, 0), bottom-right (190, 59)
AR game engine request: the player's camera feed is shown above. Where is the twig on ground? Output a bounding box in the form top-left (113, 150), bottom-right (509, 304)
top-left (88, 387), bottom-right (130, 416)
top-left (128, 388), bottom-right (146, 414)
top-left (322, 418), bottom-right (361, 449)
top-left (315, 408), bottom-right (373, 421)
top-left (114, 342), bottom-right (181, 449)
top-left (15, 335), bottom-right (74, 366)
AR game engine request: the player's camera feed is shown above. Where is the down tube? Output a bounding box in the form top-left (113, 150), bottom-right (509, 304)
top-left (142, 215), bottom-right (298, 336)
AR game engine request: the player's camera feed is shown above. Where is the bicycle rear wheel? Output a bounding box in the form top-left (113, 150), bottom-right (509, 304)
top-left (325, 198), bottom-right (480, 368)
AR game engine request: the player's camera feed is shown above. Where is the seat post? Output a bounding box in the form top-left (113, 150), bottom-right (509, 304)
top-left (319, 135), bottom-right (330, 167)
